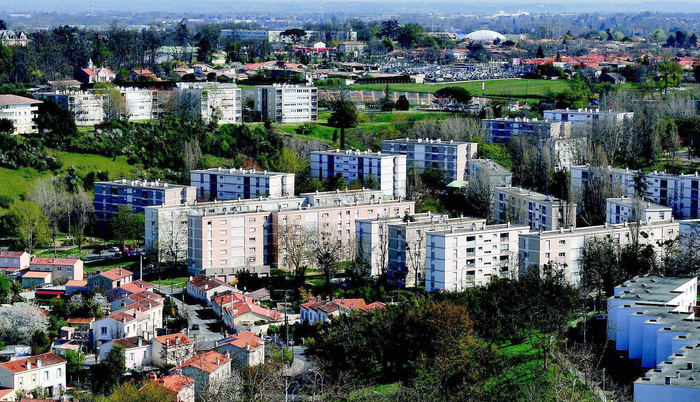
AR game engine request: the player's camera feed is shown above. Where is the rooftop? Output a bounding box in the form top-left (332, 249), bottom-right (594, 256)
top-left (0, 353), bottom-right (65, 373)
top-left (496, 186), bottom-right (566, 204)
top-left (312, 149), bottom-right (404, 158)
top-left (152, 333), bottom-right (193, 346)
top-left (216, 330), bottom-right (263, 351)
top-left (0, 94), bottom-right (42, 106)
top-left (96, 268), bottom-right (133, 281)
top-left (636, 343), bottom-right (700, 388)
top-left (192, 167), bottom-right (294, 177)
top-left (383, 138), bottom-right (475, 146)
top-left (65, 280), bottom-right (87, 287)
top-left (612, 276), bottom-right (696, 305)
top-left (522, 219), bottom-right (679, 239)
top-left (0, 251), bottom-right (27, 258)
top-left (174, 350), bottom-right (229, 374)
top-left (96, 179), bottom-right (194, 190)
top-left (154, 373), bottom-right (195, 393)
top-left (22, 271), bottom-right (51, 279)
top-left (30, 257), bottom-right (81, 265)
top-left (470, 159), bottom-right (511, 175)
top-left (112, 336), bottom-right (146, 349)
top-left (607, 197), bottom-right (672, 211)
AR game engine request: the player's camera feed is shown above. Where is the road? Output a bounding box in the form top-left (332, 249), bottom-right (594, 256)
top-left (155, 284), bottom-right (225, 350)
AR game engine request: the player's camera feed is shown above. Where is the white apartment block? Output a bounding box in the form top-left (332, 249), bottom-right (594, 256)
top-left (145, 196), bottom-right (306, 262)
top-left (381, 138), bottom-right (478, 183)
top-left (94, 179), bottom-right (196, 223)
top-left (543, 107), bottom-right (633, 127)
top-left (606, 197), bottom-right (673, 225)
top-left (571, 165), bottom-right (700, 219)
top-left (519, 220), bottom-right (680, 285)
top-left (190, 167), bottom-right (295, 201)
top-left (301, 188), bottom-right (386, 207)
top-left (481, 117), bottom-right (572, 143)
top-left (467, 159), bottom-right (513, 187)
top-left (36, 91), bottom-right (106, 126)
top-left (254, 84), bottom-right (318, 123)
top-left (425, 222), bottom-right (529, 292)
top-left (0, 94), bottom-right (42, 134)
top-left (310, 150), bottom-right (407, 198)
top-left (120, 87), bottom-right (153, 121)
top-left (176, 82), bottom-right (242, 124)
top-left (493, 186), bottom-right (577, 231)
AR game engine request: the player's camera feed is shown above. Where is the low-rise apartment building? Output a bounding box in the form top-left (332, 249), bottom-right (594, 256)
top-left (190, 167), bottom-right (295, 201)
top-left (467, 159), bottom-right (513, 187)
top-left (520, 220), bottom-right (680, 285)
top-left (425, 222), bottom-right (529, 291)
top-left (606, 197), bottom-right (673, 224)
top-left (381, 138), bottom-right (478, 183)
top-left (493, 186), bottom-right (576, 231)
top-left (481, 117), bottom-right (572, 143)
top-left (29, 257), bottom-right (84, 282)
top-left (215, 331), bottom-right (265, 367)
top-left (35, 90), bottom-right (106, 126)
top-left (0, 94), bottom-right (42, 134)
top-left (175, 82), bottom-right (242, 124)
top-left (94, 179), bottom-right (196, 223)
top-left (310, 150), bottom-right (407, 197)
top-left (254, 84), bottom-right (318, 123)
top-left (301, 188), bottom-right (386, 207)
top-left (0, 353), bottom-right (66, 397)
top-left (543, 108), bottom-right (633, 127)
top-left (0, 250), bottom-right (30, 272)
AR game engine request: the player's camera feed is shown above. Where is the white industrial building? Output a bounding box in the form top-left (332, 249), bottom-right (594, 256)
top-left (190, 167), bottom-right (295, 201)
top-left (0, 94), bottom-right (42, 134)
top-left (176, 82), bottom-right (242, 124)
top-left (253, 84), bottom-right (318, 123)
top-left (606, 197), bottom-right (673, 225)
top-left (425, 222), bottom-right (529, 291)
top-left (381, 138), bottom-right (478, 183)
top-left (493, 186), bottom-right (577, 231)
top-left (310, 150), bottom-right (407, 198)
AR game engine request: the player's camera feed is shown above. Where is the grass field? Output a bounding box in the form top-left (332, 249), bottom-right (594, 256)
top-left (337, 79), bottom-right (570, 97)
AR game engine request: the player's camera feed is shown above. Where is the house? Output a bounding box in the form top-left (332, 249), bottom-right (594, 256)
top-left (65, 317), bottom-right (94, 344)
top-left (0, 30), bottom-right (28, 46)
top-left (99, 336), bottom-right (151, 370)
top-left (0, 251), bottom-right (30, 272)
top-left (130, 69), bottom-right (156, 81)
top-left (142, 373), bottom-right (195, 402)
top-left (106, 280), bottom-right (154, 302)
top-left (151, 333), bottom-right (195, 368)
top-left (338, 41), bottom-right (366, 56)
top-left (77, 65), bottom-right (116, 84)
top-left (599, 72), bottom-right (626, 84)
top-left (245, 288), bottom-right (270, 302)
top-left (212, 293), bottom-right (281, 331)
top-left (93, 312), bottom-right (139, 347)
top-left (172, 351), bottom-right (231, 396)
top-left (300, 300), bottom-right (340, 324)
top-left (64, 280), bottom-right (88, 296)
top-left (0, 353), bottom-right (66, 397)
top-left (88, 268), bottom-right (133, 292)
top-left (111, 297), bottom-right (164, 341)
top-left (110, 289), bottom-right (162, 311)
top-left (186, 275), bottom-right (236, 306)
top-left (29, 257), bottom-right (84, 282)
top-left (21, 271), bottom-right (51, 289)
top-left (215, 331), bottom-right (264, 367)
top-left (0, 94), bottom-right (42, 134)
top-left (0, 388), bottom-right (14, 401)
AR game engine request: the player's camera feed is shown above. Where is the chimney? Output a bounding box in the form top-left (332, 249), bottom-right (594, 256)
top-left (26, 362), bottom-right (31, 370)
top-left (216, 358), bottom-right (220, 366)
top-left (138, 337), bottom-right (143, 347)
top-left (166, 338), bottom-right (170, 346)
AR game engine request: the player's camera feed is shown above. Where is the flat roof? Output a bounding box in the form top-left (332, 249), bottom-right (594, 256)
top-left (496, 186), bottom-right (566, 204)
top-left (636, 343), bottom-right (700, 388)
top-left (96, 179), bottom-right (193, 190)
top-left (312, 149), bottom-right (404, 158)
top-left (522, 220), bottom-right (678, 239)
top-left (191, 168), bottom-right (294, 177)
top-left (612, 276), bottom-right (695, 304)
top-left (607, 197), bottom-right (672, 211)
top-left (470, 159), bottom-right (511, 174)
top-left (427, 222), bottom-right (529, 236)
top-left (150, 196), bottom-right (307, 211)
top-left (382, 138), bottom-right (475, 146)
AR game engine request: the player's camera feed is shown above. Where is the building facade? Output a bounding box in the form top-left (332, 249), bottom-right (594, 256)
top-left (94, 179), bottom-right (196, 222)
top-left (481, 117), bottom-right (572, 143)
top-left (310, 150), bottom-right (407, 197)
top-left (0, 94), bottom-right (42, 134)
top-left (467, 159), bottom-right (513, 187)
top-left (190, 168), bottom-right (295, 201)
top-left (606, 197), bottom-right (673, 224)
top-left (175, 82), bottom-right (242, 124)
top-left (254, 84), bottom-right (318, 123)
top-left (381, 138), bottom-right (478, 183)
top-left (0, 353), bottom-right (66, 397)
top-left (493, 186), bottom-right (577, 231)
top-left (543, 108), bottom-right (633, 127)
top-left (29, 257), bottom-right (84, 282)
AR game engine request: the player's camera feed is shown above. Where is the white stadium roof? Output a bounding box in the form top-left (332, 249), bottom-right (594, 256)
top-left (465, 30), bottom-right (506, 41)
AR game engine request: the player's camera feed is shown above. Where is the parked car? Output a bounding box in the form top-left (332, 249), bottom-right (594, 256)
top-left (109, 247), bottom-right (119, 252)
top-left (191, 324), bottom-right (200, 330)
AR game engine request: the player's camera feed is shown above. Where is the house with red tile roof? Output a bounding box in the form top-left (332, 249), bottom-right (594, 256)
top-left (93, 311), bottom-right (139, 347)
top-left (88, 268), bottom-right (133, 291)
top-left (130, 69), bottom-right (156, 81)
top-left (77, 66), bottom-right (115, 84)
top-left (151, 333), bottom-right (195, 368)
top-left (211, 292), bottom-right (281, 331)
top-left (172, 351), bottom-right (230, 396)
top-left (29, 257), bottom-right (83, 282)
top-left (142, 373), bottom-right (195, 402)
top-left (98, 336), bottom-right (151, 370)
top-left (186, 275), bottom-right (236, 306)
top-left (0, 352), bottom-right (66, 397)
top-left (106, 279), bottom-right (154, 303)
top-left (65, 279), bottom-right (88, 296)
top-left (0, 250), bottom-right (30, 272)
top-left (215, 330), bottom-right (264, 367)
top-left (301, 298), bottom-right (385, 325)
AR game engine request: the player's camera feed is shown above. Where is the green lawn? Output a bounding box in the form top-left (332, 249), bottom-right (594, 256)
top-left (341, 79), bottom-right (570, 97)
top-left (156, 276), bottom-right (189, 289)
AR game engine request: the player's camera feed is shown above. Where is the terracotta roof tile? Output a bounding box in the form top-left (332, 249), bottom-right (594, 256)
top-left (22, 271), bottom-right (51, 279)
top-left (152, 333), bottom-right (193, 346)
top-left (0, 251), bottom-right (27, 258)
top-left (173, 350), bottom-right (229, 374)
top-left (156, 373), bottom-right (194, 393)
top-left (98, 268), bottom-right (133, 281)
top-left (31, 257), bottom-right (80, 265)
top-left (0, 353), bottom-right (65, 373)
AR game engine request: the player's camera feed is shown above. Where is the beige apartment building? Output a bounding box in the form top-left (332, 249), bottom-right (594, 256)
top-left (425, 222), bottom-right (530, 292)
top-left (493, 186), bottom-right (577, 231)
top-left (29, 257), bottom-right (84, 282)
top-left (519, 220), bottom-right (680, 285)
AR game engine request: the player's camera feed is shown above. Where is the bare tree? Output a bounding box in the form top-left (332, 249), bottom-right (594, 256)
top-left (404, 229), bottom-right (425, 288)
top-left (71, 188), bottom-right (94, 253)
top-left (464, 170), bottom-right (495, 222)
top-left (440, 116), bottom-right (482, 142)
top-left (307, 228), bottom-right (347, 287)
top-left (29, 177), bottom-right (69, 257)
top-left (278, 224), bottom-right (310, 278)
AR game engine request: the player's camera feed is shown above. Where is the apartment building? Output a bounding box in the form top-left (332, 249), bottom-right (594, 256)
top-left (381, 138), bottom-right (478, 183)
top-left (481, 117), bottom-right (572, 143)
top-left (571, 165), bottom-right (700, 219)
top-left (301, 188), bottom-right (386, 207)
top-left (520, 220), bottom-right (680, 285)
top-left (0, 94), bottom-right (42, 134)
top-left (94, 179), bottom-right (196, 223)
top-left (387, 215), bottom-right (487, 287)
top-left (29, 257), bottom-right (84, 282)
top-left (425, 222), bottom-right (529, 292)
top-left (35, 91), bottom-right (106, 126)
top-left (175, 82), bottom-right (242, 124)
top-left (310, 150), bottom-right (407, 197)
top-left (543, 107), bottom-right (633, 127)
top-left (0, 353), bottom-right (66, 397)
top-left (190, 167), bottom-right (295, 201)
top-left (151, 333), bottom-right (195, 368)
top-left (254, 84), bottom-right (318, 123)
top-left (145, 197), bottom-right (306, 261)
top-left (606, 197), bottom-right (673, 224)
top-left (120, 87), bottom-right (153, 121)
top-left (467, 159), bottom-right (513, 187)
top-left (493, 186), bottom-right (577, 231)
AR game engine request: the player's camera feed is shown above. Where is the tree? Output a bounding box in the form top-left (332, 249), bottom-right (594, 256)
top-left (92, 344), bottom-right (126, 394)
top-left (434, 87), bottom-right (472, 110)
top-left (0, 118), bottom-right (13, 134)
top-left (395, 95), bottom-right (410, 111)
top-left (110, 206), bottom-right (145, 251)
top-left (380, 84), bottom-right (394, 111)
top-left (281, 28), bottom-right (307, 45)
top-left (0, 303), bottom-right (49, 344)
top-left (307, 228), bottom-right (346, 293)
top-left (6, 201), bottom-right (49, 254)
top-left (658, 61), bottom-right (683, 93)
top-left (28, 177), bottom-right (68, 257)
top-left (278, 224), bottom-right (310, 280)
top-left (70, 188), bottom-right (94, 253)
top-left (30, 330), bottom-right (51, 355)
top-left (536, 45), bottom-right (545, 58)
top-left (464, 170), bottom-right (494, 222)
top-left (0, 20), bottom-right (6, 30)
top-left (65, 350), bottom-right (86, 384)
top-left (0, 273), bottom-right (20, 304)
top-left (327, 97), bottom-right (358, 150)
top-left (87, 294), bottom-right (110, 318)
top-left (272, 147), bottom-right (307, 175)
top-left (94, 82), bottom-right (127, 121)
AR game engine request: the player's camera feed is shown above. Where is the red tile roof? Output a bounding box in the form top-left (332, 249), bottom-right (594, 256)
top-left (31, 257), bottom-right (80, 265)
top-left (106, 311), bottom-right (136, 323)
top-left (65, 280), bottom-right (88, 287)
top-left (0, 251), bottom-right (27, 258)
top-left (156, 373), bottom-right (194, 393)
top-left (132, 69), bottom-right (154, 75)
top-left (22, 271), bottom-right (51, 279)
top-left (0, 353), bottom-right (65, 373)
top-left (119, 280), bottom-right (153, 294)
top-left (113, 336), bottom-right (146, 349)
top-left (66, 317), bottom-right (95, 325)
top-left (218, 331), bottom-right (263, 351)
top-left (174, 350), bottom-right (229, 374)
top-left (98, 268), bottom-right (133, 281)
top-left (188, 275), bottom-right (228, 290)
top-left (152, 333), bottom-right (193, 346)
top-left (334, 298), bottom-right (366, 310)
top-left (0, 389), bottom-right (13, 399)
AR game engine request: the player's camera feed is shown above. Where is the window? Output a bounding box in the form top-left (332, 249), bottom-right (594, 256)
top-left (18, 378), bottom-right (23, 387)
top-left (558, 240), bottom-right (566, 245)
top-left (558, 252), bottom-right (566, 257)
top-left (101, 327), bottom-right (107, 335)
top-left (44, 371), bottom-right (49, 380)
top-left (130, 352), bottom-right (135, 361)
top-left (32, 374), bottom-right (36, 383)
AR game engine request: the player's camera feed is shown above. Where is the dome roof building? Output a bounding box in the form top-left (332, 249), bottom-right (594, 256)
top-left (465, 30), bottom-right (506, 41)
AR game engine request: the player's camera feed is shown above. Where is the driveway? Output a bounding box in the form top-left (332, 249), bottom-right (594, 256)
top-left (156, 286), bottom-right (224, 350)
